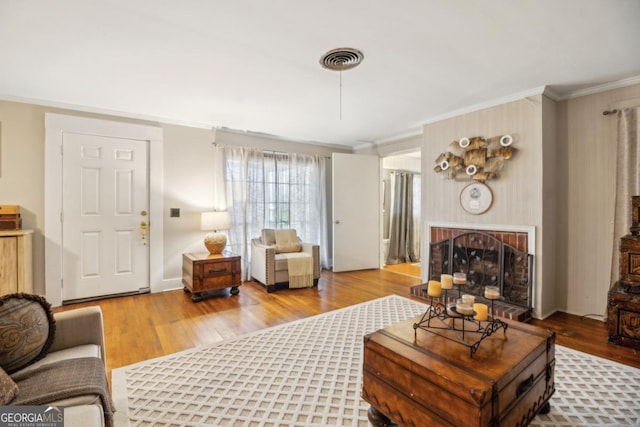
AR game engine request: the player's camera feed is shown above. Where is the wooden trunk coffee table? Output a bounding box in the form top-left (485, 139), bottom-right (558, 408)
top-left (362, 314), bottom-right (555, 427)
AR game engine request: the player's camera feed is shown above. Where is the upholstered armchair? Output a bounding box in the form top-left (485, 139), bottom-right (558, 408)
top-left (250, 229), bottom-right (320, 293)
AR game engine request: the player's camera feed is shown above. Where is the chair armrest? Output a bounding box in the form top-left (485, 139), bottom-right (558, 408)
top-left (251, 239), bottom-right (276, 285)
top-left (50, 306), bottom-right (106, 361)
top-left (301, 243), bottom-right (321, 278)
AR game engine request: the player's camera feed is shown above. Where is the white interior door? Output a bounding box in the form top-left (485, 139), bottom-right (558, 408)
top-left (332, 153), bottom-right (380, 272)
top-left (61, 133), bottom-right (149, 301)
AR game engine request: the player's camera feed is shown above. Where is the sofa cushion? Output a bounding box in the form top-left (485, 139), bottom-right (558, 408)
top-left (0, 367), bottom-right (18, 404)
top-left (16, 344), bottom-right (101, 375)
top-left (0, 293), bottom-right (56, 374)
top-left (64, 405), bottom-right (104, 427)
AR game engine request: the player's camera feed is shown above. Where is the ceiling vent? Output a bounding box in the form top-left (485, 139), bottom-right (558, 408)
top-left (319, 48), bottom-right (364, 71)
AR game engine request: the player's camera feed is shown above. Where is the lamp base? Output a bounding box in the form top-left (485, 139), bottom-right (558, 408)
top-left (204, 232), bottom-right (227, 255)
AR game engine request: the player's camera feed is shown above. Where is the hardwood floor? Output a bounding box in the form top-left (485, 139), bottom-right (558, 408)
top-left (382, 262), bottom-right (421, 278)
top-left (53, 269), bottom-right (640, 385)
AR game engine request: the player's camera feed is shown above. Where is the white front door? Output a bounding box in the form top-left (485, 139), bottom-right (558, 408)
top-left (332, 153), bottom-right (380, 272)
top-left (61, 133), bottom-right (150, 301)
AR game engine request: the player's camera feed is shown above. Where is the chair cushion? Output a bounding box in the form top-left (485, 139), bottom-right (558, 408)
top-left (274, 229), bottom-right (301, 253)
top-left (0, 293), bottom-right (56, 374)
top-left (261, 229), bottom-right (276, 246)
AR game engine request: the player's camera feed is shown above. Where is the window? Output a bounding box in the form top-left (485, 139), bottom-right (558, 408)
top-left (223, 149), bottom-right (324, 250)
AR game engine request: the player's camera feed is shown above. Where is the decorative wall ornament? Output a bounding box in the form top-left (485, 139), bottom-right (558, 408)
top-left (459, 182), bottom-right (493, 214)
top-left (433, 135), bottom-right (516, 183)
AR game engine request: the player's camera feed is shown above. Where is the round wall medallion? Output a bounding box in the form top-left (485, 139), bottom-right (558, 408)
top-left (460, 183), bottom-right (493, 214)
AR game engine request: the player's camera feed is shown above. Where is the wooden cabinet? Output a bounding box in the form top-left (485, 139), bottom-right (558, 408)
top-left (0, 230), bottom-right (33, 295)
top-left (182, 252), bottom-right (241, 302)
top-left (608, 282), bottom-right (640, 349)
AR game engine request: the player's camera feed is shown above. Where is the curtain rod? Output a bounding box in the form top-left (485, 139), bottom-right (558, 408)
top-left (602, 109), bottom-right (619, 116)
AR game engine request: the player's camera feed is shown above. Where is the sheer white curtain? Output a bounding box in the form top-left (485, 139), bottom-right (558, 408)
top-left (288, 153), bottom-right (329, 268)
top-left (611, 107), bottom-right (640, 288)
top-left (216, 146), bottom-right (328, 280)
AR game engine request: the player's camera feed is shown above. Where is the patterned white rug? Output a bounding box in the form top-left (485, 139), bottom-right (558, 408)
top-left (112, 295), bottom-right (640, 427)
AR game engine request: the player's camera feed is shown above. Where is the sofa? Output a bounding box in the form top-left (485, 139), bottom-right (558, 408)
top-left (250, 228), bottom-right (320, 292)
top-left (0, 294), bottom-right (111, 427)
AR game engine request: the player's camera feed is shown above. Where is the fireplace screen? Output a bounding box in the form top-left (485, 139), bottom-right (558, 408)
top-left (429, 231), bottom-right (533, 309)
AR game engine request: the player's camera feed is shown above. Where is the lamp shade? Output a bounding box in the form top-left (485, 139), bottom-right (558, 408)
top-left (200, 211), bottom-right (230, 231)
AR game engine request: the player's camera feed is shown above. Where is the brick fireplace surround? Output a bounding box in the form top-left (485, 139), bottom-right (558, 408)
top-left (425, 223), bottom-right (535, 322)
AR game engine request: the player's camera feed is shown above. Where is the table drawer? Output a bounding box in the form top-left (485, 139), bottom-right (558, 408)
top-left (200, 261), bottom-right (234, 278)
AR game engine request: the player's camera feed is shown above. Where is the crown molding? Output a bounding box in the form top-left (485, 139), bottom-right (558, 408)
top-left (0, 93), bottom-right (349, 151)
top-left (561, 75), bottom-right (640, 100)
top-left (0, 93), bottom-right (216, 130)
top-left (420, 86), bottom-right (547, 126)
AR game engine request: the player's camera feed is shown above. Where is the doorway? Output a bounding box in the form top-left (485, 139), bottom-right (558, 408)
top-left (44, 114), bottom-right (163, 306)
top-left (382, 150), bottom-right (421, 279)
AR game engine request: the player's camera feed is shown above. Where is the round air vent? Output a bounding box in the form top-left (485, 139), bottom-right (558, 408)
top-left (319, 48), bottom-right (364, 71)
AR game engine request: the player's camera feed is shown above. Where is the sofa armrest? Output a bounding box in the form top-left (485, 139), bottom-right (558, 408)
top-left (250, 238), bottom-right (276, 286)
top-left (50, 306), bottom-right (106, 361)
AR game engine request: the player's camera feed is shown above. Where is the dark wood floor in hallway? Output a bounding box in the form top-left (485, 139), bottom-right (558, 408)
top-left (54, 268), bottom-right (639, 385)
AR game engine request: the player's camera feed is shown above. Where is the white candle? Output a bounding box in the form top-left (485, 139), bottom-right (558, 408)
top-left (462, 294), bottom-right (475, 305)
top-left (440, 274), bottom-right (453, 290)
top-left (456, 299), bottom-right (473, 315)
top-left (427, 280), bottom-right (442, 298)
top-left (484, 286), bottom-right (500, 300)
top-left (453, 272), bottom-right (467, 285)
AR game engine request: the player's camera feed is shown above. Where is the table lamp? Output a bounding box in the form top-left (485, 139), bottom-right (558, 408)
top-left (200, 211), bottom-right (230, 254)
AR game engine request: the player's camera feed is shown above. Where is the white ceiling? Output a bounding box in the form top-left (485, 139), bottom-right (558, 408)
top-left (1, 0), bottom-right (639, 149)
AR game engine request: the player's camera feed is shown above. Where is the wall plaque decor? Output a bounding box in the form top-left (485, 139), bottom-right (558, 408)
top-left (434, 135), bottom-right (517, 183)
top-left (459, 183), bottom-right (493, 215)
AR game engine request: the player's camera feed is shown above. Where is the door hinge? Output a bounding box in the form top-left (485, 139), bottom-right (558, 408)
top-left (60, 212), bottom-right (64, 223)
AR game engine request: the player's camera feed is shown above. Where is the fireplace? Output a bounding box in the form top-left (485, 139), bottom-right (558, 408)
top-left (426, 223), bottom-right (535, 322)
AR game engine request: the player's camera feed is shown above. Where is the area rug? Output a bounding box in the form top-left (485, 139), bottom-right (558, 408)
top-left (112, 295), bottom-right (640, 427)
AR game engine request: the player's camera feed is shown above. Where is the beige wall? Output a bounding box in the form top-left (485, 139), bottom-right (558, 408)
top-left (4, 82), bottom-right (640, 316)
top-left (558, 83), bottom-right (640, 317)
top-left (421, 95), bottom-right (552, 318)
top-left (419, 82), bottom-right (640, 320)
top-left (0, 100), bottom-right (347, 298)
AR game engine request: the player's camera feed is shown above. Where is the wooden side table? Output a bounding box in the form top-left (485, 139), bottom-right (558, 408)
top-left (182, 252), bottom-right (241, 302)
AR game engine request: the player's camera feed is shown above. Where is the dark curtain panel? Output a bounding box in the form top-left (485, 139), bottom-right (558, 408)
top-left (386, 171), bottom-right (418, 264)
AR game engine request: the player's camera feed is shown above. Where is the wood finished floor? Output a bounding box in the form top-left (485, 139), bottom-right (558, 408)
top-left (53, 269), bottom-right (640, 385)
top-left (382, 262), bottom-right (421, 278)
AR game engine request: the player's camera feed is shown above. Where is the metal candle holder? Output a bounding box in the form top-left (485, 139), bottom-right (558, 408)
top-left (413, 283), bottom-right (508, 357)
